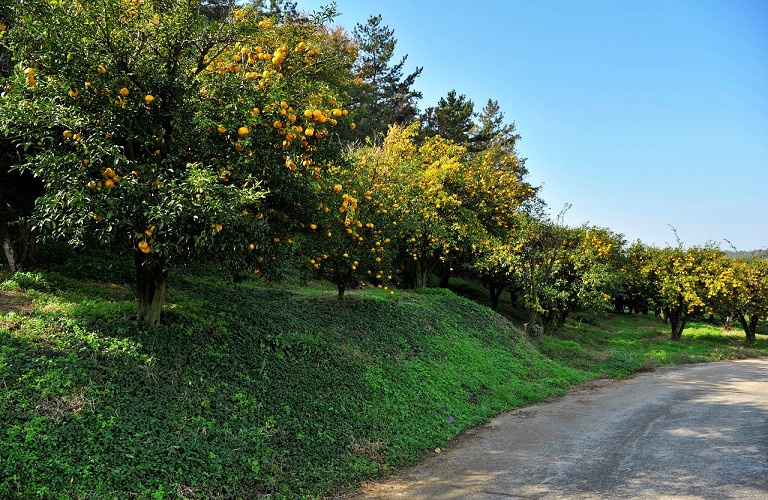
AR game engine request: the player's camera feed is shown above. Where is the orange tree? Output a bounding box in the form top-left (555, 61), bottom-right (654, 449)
top-left (299, 152), bottom-right (397, 299)
top-left (356, 123), bottom-right (476, 288)
top-left (472, 236), bottom-right (520, 311)
top-left (640, 245), bottom-right (728, 340)
top-left (613, 241), bottom-right (656, 314)
top-left (463, 141), bottom-right (537, 307)
top-left (732, 256), bottom-right (768, 342)
top-left (0, 0), bottom-right (355, 324)
top-left (509, 214), bottom-right (624, 333)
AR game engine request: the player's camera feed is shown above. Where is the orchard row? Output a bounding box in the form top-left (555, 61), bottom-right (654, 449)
top-left (1, 1), bottom-right (765, 339)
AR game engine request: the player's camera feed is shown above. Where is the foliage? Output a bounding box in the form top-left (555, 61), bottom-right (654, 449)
top-left (299, 152), bottom-right (397, 298)
top-left (349, 15), bottom-right (422, 142)
top-left (421, 89), bottom-right (475, 147)
top-left (0, 0), bottom-right (355, 324)
top-left (613, 240), bottom-right (656, 314)
top-left (732, 256), bottom-right (768, 342)
top-left (1, 266), bottom-right (590, 498)
top-left (356, 124), bottom-right (467, 288)
top-left (507, 213), bottom-right (624, 333)
top-left (640, 244), bottom-right (730, 340)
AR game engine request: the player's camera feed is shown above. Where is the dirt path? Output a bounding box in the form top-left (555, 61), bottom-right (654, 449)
top-left (356, 358), bottom-right (768, 499)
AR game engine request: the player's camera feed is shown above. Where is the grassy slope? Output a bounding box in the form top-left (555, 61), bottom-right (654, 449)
top-left (0, 268), bottom-right (588, 499)
top-left (1, 265), bottom-right (766, 498)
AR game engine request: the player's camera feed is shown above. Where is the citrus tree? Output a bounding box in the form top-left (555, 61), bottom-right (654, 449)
top-left (472, 236), bottom-right (520, 311)
top-left (0, 0), bottom-right (355, 324)
top-left (463, 138), bottom-right (536, 304)
top-left (733, 256), bottom-right (768, 342)
top-left (300, 153), bottom-right (397, 299)
top-left (640, 245), bottom-right (727, 340)
top-left (613, 241), bottom-right (655, 314)
top-left (352, 123), bottom-right (462, 288)
top-left (509, 213), bottom-right (624, 333)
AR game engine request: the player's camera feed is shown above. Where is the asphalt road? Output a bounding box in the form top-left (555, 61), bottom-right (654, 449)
top-left (357, 358), bottom-right (768, 499)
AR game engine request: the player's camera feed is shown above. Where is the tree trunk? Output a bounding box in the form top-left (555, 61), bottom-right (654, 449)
top-left (489, 282), bottom-right (504, 311)
top-left (412, 257), bottom-right (436, 289)
top-left (542, 313), bottom-right (558, 335)
top-left (723, 314), bottom-right (733, 331)
top-left (439, 266), bottom-right (451, 288)
top-left (134, 252), bottom-right (168, 326)
top-left (748, 316), bottom-right (759, 343)
top-left (738, 313), bottom-right (758, 343)
top-left (666, 308), bottom-right (687, 341)
top-left (0, 198), bottom-right (16, 272)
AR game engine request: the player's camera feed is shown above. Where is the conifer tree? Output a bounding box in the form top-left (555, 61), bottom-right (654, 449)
top-left (351, 15), bottom-right (422, 142)
top-left (421, 90), bottom-right (475, 147)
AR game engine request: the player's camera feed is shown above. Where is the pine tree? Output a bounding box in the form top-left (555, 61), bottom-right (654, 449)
top-left (351, 15), bottom-right (422, 142)
top-left (421, 90), bottom-right (474, 146)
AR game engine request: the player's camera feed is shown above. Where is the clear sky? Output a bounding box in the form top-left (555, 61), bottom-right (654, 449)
top-left (297, 0), bottom-right (768, 250)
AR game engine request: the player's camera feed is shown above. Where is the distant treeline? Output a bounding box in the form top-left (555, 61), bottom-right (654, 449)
top-left (726, 249), bottom-right (768, 259)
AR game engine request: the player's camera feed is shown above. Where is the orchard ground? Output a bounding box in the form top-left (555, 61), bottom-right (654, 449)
top-left (0, 248), bottom-right (766, 498)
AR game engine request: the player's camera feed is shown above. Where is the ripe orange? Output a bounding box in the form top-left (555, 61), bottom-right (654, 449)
top-left (120, 87), bottom-right (129, 96)
top-left (217, 125), bottom-right (226, 134)
top-left (145, 95), bottom-right (154, 104)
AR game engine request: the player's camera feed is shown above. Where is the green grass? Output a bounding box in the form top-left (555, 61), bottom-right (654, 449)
top-left (540, 313), bottom-right (768, 377)
top-left (0, 268), bottom-right (588, 499)
top-left (1, 265), bottom-right (766, 498)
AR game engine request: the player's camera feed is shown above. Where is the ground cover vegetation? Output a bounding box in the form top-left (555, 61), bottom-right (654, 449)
top-left (1, 0), bottom-right (767, 497)
top-left (1, 257), bottom-right (766, 498)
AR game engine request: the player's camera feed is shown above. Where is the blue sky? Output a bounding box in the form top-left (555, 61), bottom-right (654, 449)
top-left (297, 0), bottom-right (768, 250)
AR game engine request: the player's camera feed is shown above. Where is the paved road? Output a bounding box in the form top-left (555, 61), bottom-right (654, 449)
top-left (357, 358), bottom-right (768, 499)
